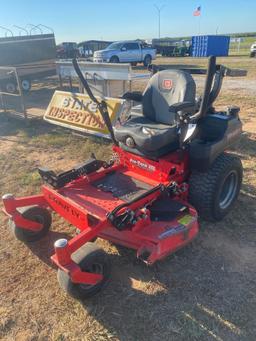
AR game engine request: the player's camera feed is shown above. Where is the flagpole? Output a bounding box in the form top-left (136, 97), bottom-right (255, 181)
top-left (199, 7), bottom-right (201, 35)
top-left (193, 6), bottom-right (202, 35)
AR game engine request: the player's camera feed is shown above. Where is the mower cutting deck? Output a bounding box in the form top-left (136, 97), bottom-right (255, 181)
top-left (2, 57), bottom-right (246, 299)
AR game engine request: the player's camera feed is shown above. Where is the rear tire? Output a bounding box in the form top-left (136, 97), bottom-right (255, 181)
top-left (57, 243), bottom-right (110, 299)
top-left (21, 79), bottom-right (31, 92)
top-left (9, 206), bottom-right (52, 242)
top-left (5, 81), bottom-right (17, 94)
top-left (143, 54), bottom-right (152, 67)
top-left (109, 56), bottom-right (119, 63)
top-left (189, 153), bottom-right (243, 222)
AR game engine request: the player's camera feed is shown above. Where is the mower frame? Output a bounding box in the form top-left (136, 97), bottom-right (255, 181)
top-left (2, 56), bottom-right (246, 291)
top-left (3, 145), bottom-right (198, 286)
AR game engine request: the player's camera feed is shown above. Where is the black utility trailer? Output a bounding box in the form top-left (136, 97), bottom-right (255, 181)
top-left (0, 33), bottom-right (56, 93)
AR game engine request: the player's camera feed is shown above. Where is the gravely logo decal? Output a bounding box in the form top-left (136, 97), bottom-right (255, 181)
top-left (130, 158), bottom-right (156, 172)
top-left (48, 193), bottom-right (84, 220)
top-left (163, 79), bottom-right (173, 90)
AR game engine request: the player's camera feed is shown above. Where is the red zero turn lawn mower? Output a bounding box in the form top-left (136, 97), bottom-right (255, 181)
top-left (2, 57), bottom-right (246, 299)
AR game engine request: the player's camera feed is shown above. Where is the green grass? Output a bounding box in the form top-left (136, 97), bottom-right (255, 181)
top-left (18, 171), bottom-right (42, 187)
top-left (229, 36), bottom-right (256, 56)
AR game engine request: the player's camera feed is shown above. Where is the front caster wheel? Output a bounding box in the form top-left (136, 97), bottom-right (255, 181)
top-left (57, 243), bottom-right (111, 299)
top-left (9, 206), bottom-right (52, 242)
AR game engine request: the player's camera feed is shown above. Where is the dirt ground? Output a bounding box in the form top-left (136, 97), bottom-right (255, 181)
top-left (0, 56), bottom-right (256, 341)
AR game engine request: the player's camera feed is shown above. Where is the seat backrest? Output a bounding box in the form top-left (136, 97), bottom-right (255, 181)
top-left (142, 70), bottom-right (196, 125)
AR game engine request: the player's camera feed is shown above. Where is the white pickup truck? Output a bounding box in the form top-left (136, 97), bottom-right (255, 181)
top-left (93, 40), bottom-right (156, 66)
top-left (250, 42), bottom-right (256, 57)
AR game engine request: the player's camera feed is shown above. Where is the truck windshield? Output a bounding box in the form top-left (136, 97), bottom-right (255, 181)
top-left (105, 42), bottom-right (123, 50)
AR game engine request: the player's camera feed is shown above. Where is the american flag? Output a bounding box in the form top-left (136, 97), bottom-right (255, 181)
top-left (193, 6), bottom-right (201, 16)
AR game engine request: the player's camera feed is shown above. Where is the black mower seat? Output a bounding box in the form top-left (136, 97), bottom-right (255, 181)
top-left (115, 69), bottom-right (196, 157)
top-left (114, 116), bottom-right (179, 157)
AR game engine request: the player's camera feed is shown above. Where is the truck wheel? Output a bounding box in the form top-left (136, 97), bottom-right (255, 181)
top-left (21, 79), bottom-right (31, 92)
top-left (189, 153), bottom-right (243, 222)
top-left (109, 56), bottom-right (119, 63)
top-left (5, 81), bottom-right (17, 94)
top-left (143, 55), bottom-right (152, 67)
top-left (250, 52), bottom-right (255, 58)
top-left (9, 206), bottom-right (52, 242)
top-left (57, 243), bottom-right (110, 299)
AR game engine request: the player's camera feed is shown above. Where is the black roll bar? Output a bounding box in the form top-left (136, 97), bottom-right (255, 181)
top-left (197, 55), bottom-right (217, 118)
top-left (72, 58), bottom-right (118, 145)
top-left (208, 66), bottom-right (224, 107)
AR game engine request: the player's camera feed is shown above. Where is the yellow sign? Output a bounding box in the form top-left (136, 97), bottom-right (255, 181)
top-left (44, 91), bottom-right (125, 137)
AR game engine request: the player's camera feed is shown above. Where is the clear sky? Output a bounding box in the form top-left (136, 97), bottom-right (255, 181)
top-left (0, 0), bottom-right (255, 43)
